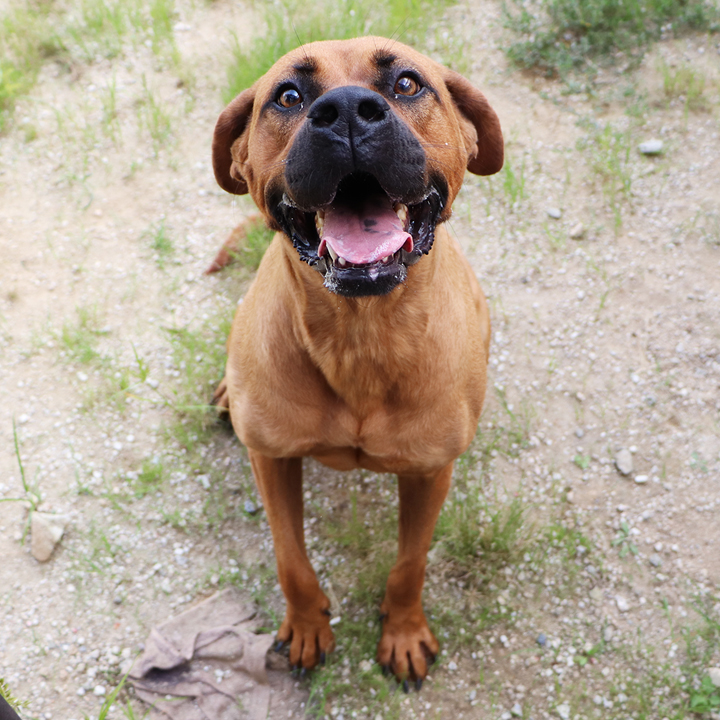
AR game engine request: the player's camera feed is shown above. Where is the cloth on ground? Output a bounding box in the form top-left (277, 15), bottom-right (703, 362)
top-left (129, 588), bottom-right (275, 720)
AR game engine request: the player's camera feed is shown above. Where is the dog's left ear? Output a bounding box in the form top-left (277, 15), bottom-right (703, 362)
top-left (212, 88), bottom-right (256, 195)
top-left (443, 69), bottom-right (503, 176)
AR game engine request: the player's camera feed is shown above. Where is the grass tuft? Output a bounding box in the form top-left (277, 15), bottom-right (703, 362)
top-left (502, 0), bottom-right (720, 80)
top-left (223, 0), bottom-right (458, 101)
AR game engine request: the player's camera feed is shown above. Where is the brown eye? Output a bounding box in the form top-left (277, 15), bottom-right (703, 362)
top-left (394, 75), bottom-right (420, 96)
top-left (278, 87), bottom-right (302, 108)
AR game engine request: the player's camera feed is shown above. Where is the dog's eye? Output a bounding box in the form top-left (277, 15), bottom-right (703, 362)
top-left (277, 87), bottom-right (303, 108)
top-left (394, 75), bottom-right (421, 96)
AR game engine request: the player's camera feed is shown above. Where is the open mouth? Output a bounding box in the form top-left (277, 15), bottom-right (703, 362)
top-left (271, 173), bottom-right (445, 297)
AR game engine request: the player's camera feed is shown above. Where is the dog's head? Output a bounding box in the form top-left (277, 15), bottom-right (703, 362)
top-left (213, 37), bottom-right (503, 297)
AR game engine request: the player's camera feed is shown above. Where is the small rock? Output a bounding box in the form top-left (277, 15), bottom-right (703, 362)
top-left (93, 685), bottom-right (106, 696)
top-left (616, 595), bottom-right (629, 612)
top-left (536, 633), bottom-right (547, 647)
top-left (589, 588), bottom-right (603, 603)
top-left (546, 207), bottom-right (562, 219)
top-left (638, 139), bottom-right (663, 155)
top-left (31, 512), bottom-right (69, 562)
top-left (603, 626), bottom-right (615, 642)
top-left (359, 659), bottom-right (372, 673)
top-left (569, 222), bottom-right (585, 239)
top-left (708, 667), bottom-right (720, 687)
top-left (634, 475), bottom-right (649, 484)
top-left (448, 660), bottom-right (458, 671)
top-left (501, 713), bottom-right (512, 720)
top-left (575, 428), bottom-right (585, 438)
top-left (511, 702), bottom-right (523, 717)
top-left (244, 499), bottom-right (257, 514)
top-left (556, 702), bottom-right (570, 720)
top-left (649, 554), bottom-right (662, 568)
top-left (614, 449), bottom-right (633, 476)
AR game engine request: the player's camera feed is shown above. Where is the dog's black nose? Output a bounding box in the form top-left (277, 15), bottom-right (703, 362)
top-left (308, 86), bottom-right (389, 132)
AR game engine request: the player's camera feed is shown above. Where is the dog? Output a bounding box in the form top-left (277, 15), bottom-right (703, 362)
top-left (209, 36), bottom-right (503, 685)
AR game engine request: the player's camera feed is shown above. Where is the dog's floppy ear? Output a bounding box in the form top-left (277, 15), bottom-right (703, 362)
top-left (212, 88), bottom-right (256, 195)
top-left (443, 69), bottom-right (503, 176)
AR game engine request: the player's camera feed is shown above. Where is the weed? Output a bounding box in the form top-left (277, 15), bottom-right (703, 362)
top-left (145, 218), bottom-right (174, 267)
top-left (138, 75), bottom-right (172, 153)
top-left (660, 60), bottom-right (708, 113)
top-left (578, 120), bottom-right (633, 230)
top-left (573, 453), bottom-right (590, 470)
top-left (502, 0), bottom-right (720, 81)
top-left (60, 305), bottom-right (107, 364)
top-left (234, 222), bottom-right (274, 271)
top-left (0, 677), bottom-right (29, 712)
top-left (501, 154), bottom-right (526, 208)
top-left (163, 312), bottom-right (232, 450)
top-left (101, 76), bottom-right (121, 142)
top-left (148, 0), bottom-right (176, 55)
top-left (611, 519), bottom-right (638, 558)
top-left (132, 458), bottom-right (165, 498)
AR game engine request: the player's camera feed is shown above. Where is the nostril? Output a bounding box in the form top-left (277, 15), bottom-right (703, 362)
top-left (358, 99), bottom-right (385, 122)
top-left (311, 104), bottom-right (339, 127)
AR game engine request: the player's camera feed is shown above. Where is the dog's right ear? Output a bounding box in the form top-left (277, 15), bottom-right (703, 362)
top-left (212, 88), bottom-right (256, 195)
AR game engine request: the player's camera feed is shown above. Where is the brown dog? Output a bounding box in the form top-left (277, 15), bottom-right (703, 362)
top-left (210, 37), bottom-right (503, 683)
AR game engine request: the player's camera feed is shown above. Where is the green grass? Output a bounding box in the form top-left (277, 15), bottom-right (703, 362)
top-left (577, 120), bottom-right (633, 230)
top-left (223, 0), bottom-right (458, 101)
top-left (163, 312), bottom-right (232, 451)
top-left (502, 0), bottom-right (720, 81)
top-left (660, 60), bottom-right (708, 112)
top-left (60, 305), bottom-right (107, 364)
top-left (0, 0), bottom-right (179, 133)
top-left (0, 677), bottom-right (29, 712)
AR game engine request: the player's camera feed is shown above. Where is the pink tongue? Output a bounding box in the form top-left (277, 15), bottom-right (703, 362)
top-left (321, 193), bottom-right (411, 265)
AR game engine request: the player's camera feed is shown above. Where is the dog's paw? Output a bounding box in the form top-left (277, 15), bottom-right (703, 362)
top-left (377, 607), bottom-right (439, 683)
top-left (276, 605), bottom-right (335, 670)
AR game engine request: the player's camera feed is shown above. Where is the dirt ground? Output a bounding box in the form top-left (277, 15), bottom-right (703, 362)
top-left (1, 1), bottom-right (719, 719)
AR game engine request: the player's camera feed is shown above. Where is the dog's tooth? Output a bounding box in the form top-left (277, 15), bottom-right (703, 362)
top-left (394, 203), bottom-right (408, 226)
top-left (315, 213), bottom-right (325, 234)
top-left (381, 255), bottom-right (390, 264)
top-left (327, 245), bottom-right (338, 262)
top-left (337, 256), bottom-right (347, 267)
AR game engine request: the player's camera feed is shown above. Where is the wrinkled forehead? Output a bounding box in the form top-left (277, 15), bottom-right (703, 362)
top-left (254, 37), bottom-right (444, 97)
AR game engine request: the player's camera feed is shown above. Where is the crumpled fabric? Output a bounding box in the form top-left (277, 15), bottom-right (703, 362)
top-left (129, 589), bottom-right (276, 720)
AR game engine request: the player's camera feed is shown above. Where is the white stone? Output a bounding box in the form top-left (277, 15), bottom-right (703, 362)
top-left (614, 449), bottom-right (633, 476)
top-left (511, 702), bottom-right (523, 717)
top-left (616, 595), bottom-right (629, 612)
top-left (638, 139), bottom-right (663, 155)
top-left (93, 685), bottom-right (106, 696)
top-left (709, 667), bottom-right (720, 687)
top-left (635, 475), bottom-right (649, 484)
top-left (546, 207), bottom-right (562, 219)
top-left (31, 512), bottom-right (69, 562)
top-left (556, 702), bottom-right (570, 720)
top-left (569, 222), bottom-right (585, 239)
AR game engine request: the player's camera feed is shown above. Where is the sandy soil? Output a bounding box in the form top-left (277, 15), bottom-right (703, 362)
top-left (1, 1), bottom-right (719, 719)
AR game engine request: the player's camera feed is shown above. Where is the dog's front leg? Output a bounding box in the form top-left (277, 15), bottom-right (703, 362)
top-left (377, 463), bottom-right (452, 684)
top-left (248, 450), bottom-right (335, 669)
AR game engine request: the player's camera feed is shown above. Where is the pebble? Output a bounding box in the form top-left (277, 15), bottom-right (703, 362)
top-left (589, 588), bottom-right (603, 603)
top-left (511, 702), bottom-right (523, 717)
top-left (93, 685), bottom-right (106, 696)
top-left (575, 428), bottom-right (584, 438)
top-left (546, 207), bottom-right (562, 219)
top-left (634, 475), bottom-right (649, 484)
top-left (638, 139), bottom-right (663, 155)
top-left (569, 222), bottom-right (585, 239)
top-left (536, 633), bottom-right (547, 647)
top-left (708, 667), bottom-right (720, 687)
top-left (448, 660), bottom-right (458, 671)
top-left (603, 626), bottom-right (615, 642)
top-left (614, 449), bottom-right (633, 476)
top-left (244, 499), bottom-right (257, 514)
top-left (649, 554), bottom-right (662, 568)
top-left (616, 596), bottom-right (629, 612)
top-left (31, 512), bottom-right (69, 563)
top-left (556, 702), bottom-right (570, 720)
